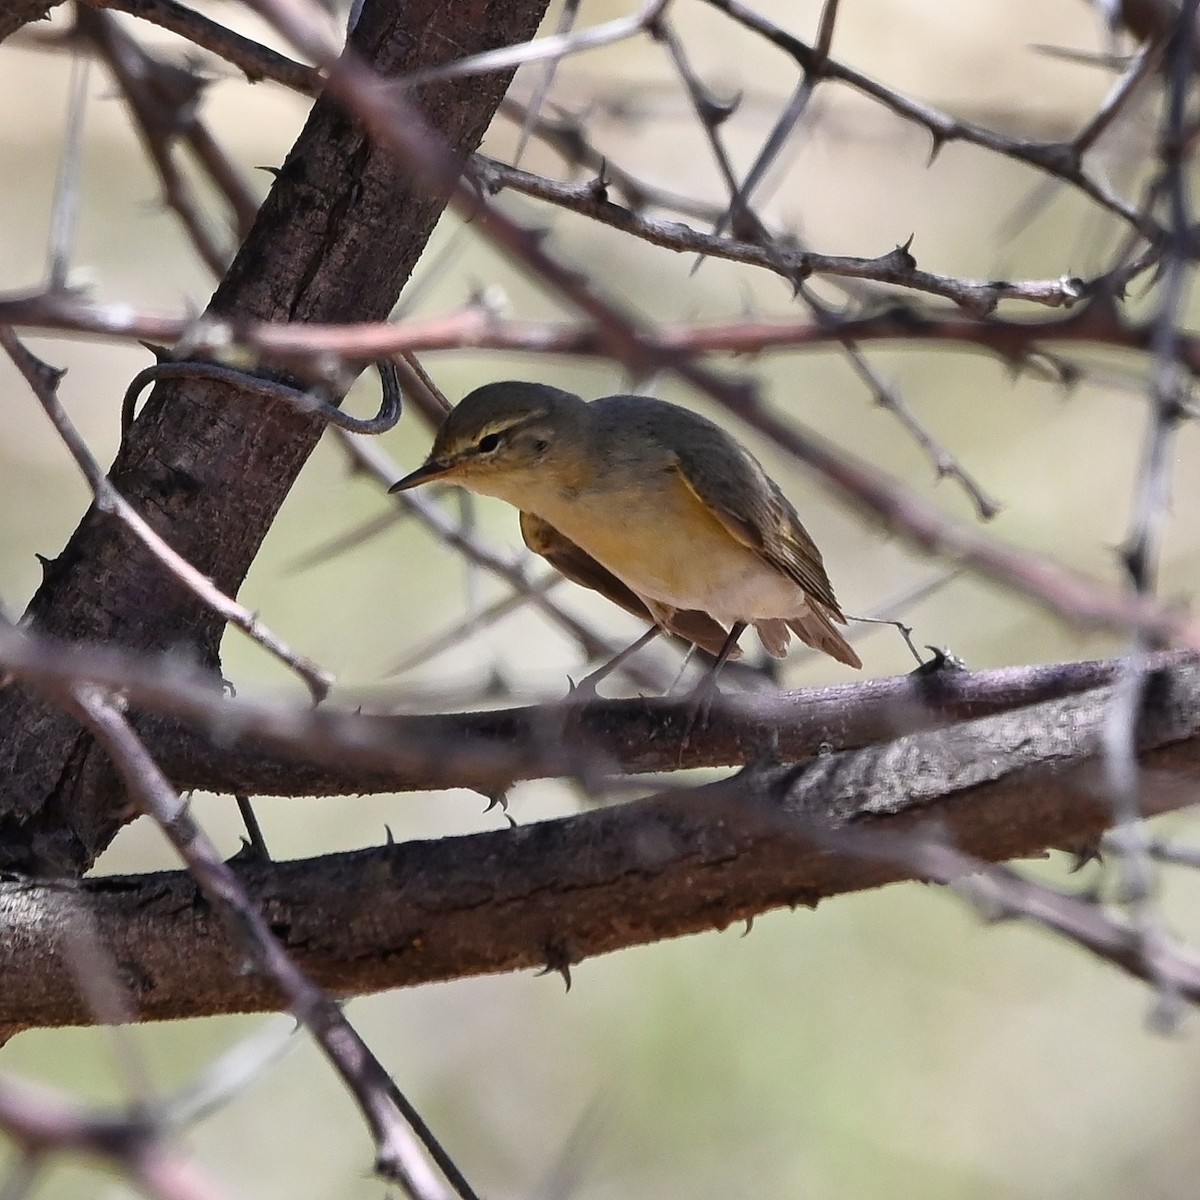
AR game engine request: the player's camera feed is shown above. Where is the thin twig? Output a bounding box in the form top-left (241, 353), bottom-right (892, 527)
top-left (46, 52), bottom-right (90, 291)
top-left (830, 826), bottom-right (1200, 1002)
top-left (835, 335), bottom-right (1002, 519)
top-left (121, 358), bottom-right (403, 436)
top-left (1073, 36), bottom-right (1166, 155)
top-left (395, 0), bottom-right (669, 88)
top-left (699, 0), bottom-right (1154, 235)
top-left (77, 7), bottom-right (232, 275)
top-left (384, 572), bottom-right (566, 677)
top-left (1101, 0), bottom-right (1198, 1030)
top-left (85, 0), bottom-right (322, 94)
top-left (497, 96), bottom-right (725, 222)
top-left (512, 0), bottom-right (581, 167)
top-left (712, 0), bottom-right (840, 238)
top-left (0, 1075), bottom-right (228, 1200)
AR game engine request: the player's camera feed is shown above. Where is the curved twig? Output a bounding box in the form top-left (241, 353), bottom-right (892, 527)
top-left (121, 357), bottom-right (403, 436)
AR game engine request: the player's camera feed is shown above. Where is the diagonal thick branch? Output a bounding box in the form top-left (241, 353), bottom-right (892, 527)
top-left (0, 0), bottom-right (553, 876)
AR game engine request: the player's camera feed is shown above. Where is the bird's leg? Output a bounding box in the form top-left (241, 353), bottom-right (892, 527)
top-left (569, 625), bottom-right (662, 699)
top-left (681, 621), bottom-right (747, 747)
top-left (710, 621), bottom-right (749, 676)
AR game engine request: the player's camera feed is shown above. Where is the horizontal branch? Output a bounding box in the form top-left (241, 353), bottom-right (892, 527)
top-left (5, 292), bottom-right (1199, 375)
top-left (470, 156), bottom-right (1087, 314)
top-left (5, 656), bottom-right (1200, 1029)
top-left (0, 625), bottom-right (1186, 797)
top-left (157, 654), bottom-right (1179, 796)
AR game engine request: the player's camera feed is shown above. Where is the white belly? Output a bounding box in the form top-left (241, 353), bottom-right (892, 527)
top-left (531, 483), bottom-right (808, 622)
top-left (622, 531), bottom-right (802, 619)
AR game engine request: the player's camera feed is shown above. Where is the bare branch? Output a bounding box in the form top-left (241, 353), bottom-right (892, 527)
top-left (700, 0), bottom-right (1156, 235)
top-left (45, 52), bottom-right (90, 291)
top-left (0, 620), bottom-right (1188, 798)
top-left (0, 1076), bottom-right (228, 1200)
top-left (4, 653), bottom-right (1200, 1028)
top-left (85, 0), bottom-right (322, 93)
top-left (59, 683), bottom-right (466, 1198)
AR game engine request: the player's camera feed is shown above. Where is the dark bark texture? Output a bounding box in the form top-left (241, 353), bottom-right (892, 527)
top-left (0, 0), bottom-right (58, 43)
top-left (3, 658), bottom-right (1197, 1030)
top-left (0, 0), bottom-right (551, 874)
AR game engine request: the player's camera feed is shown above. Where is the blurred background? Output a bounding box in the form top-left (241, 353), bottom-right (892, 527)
top-left (4, 1), bottom-right (1200, 1197)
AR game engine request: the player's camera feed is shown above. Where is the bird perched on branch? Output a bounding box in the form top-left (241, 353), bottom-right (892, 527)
top-left (390, 381), bottom-right (861, 675)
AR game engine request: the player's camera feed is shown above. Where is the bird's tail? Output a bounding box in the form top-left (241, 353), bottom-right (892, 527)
top-left (768, 606), bottom-right (862, 668)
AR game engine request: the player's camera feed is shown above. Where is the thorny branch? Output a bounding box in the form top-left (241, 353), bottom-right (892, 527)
top-left (700, 0), bottom-right (1155, 234)
top-left (52, 676), bottom-right (469, 1198)
top-left (4, 646), bottom-right (1200, 1029)
top-left (0, 622), bottom-right (1182, 801)
top-left (3, 4), bottom-right (1200, 1192)
top-left (1098, 0), bottom-right (1200, 1025)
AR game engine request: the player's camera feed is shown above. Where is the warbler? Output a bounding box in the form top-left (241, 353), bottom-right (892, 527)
top-left (390, 381), bottom-right (861, 671)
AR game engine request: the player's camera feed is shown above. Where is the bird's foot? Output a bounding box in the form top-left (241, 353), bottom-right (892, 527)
top-left (679, 670), bottom-right (724, 753)
top-left (567, 626), bottom-right (662, 702)
top-left (677, 621), bottom-right (745, 756)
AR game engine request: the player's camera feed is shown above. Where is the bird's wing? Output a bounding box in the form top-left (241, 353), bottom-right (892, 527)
top-left (518, 511), bottom-right (734, 657)
top-left (519, 511), bottom-right (649, 620)
top-left (669, 443), bottom-right (845, 617)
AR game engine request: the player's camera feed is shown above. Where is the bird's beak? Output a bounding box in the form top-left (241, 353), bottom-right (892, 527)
top-left (388, 459), bottom-right (455, 493)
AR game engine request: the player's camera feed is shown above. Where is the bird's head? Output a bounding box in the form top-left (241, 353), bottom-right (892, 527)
top-left (389, 381), bottom-right (589, 506)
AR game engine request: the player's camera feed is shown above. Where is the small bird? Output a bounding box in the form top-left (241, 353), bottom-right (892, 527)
top-left (389, 381), bottom-right (861, 672)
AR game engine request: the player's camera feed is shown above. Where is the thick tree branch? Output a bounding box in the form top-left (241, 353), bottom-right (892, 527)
top-left (4, 657), bottom-right (1199, 1030)
top-left (0, 0), bottom-right (59, 44)
top-left (0, 625), bottom-right (1183, 800)
top-left (152, 655), bottom-right (1184, 798)
top-left (0, 0), bottom-right (552, 875)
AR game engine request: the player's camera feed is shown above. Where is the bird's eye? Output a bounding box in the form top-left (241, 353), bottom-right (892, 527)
top-left (532, 439), bottom-right (549, 453)
top-left (477, 433), bottom-right (502, 453)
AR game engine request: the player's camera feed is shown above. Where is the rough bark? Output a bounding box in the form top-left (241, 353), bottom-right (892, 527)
top-left (144, 656), bottom-right (1163, 797)
top-left (0, 0), bottom-right (551, 874)
top-left (3, 659), bottom-right (1197, 1030)
top-left (0, 0), bottom-right (59, 44)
